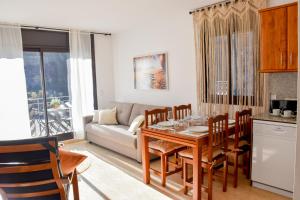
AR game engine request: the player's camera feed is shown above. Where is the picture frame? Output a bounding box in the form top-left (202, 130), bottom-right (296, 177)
top-left (133, 52), bottom-right (168, 90)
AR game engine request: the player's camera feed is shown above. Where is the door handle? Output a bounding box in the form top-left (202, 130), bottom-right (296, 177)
top-left (272, 127), bottom-right (287, 135)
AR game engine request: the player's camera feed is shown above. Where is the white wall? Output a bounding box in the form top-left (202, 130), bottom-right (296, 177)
top-left (268, 0), bottom-right (296, 6)
top-left (112, 0), bottom-right (296, 110)
top-left (94, 34), bottom-right (115, 109)
top-left (268, 0), bottom-right (297, 6)
top-left (112, 12), bottom-right (197, 109)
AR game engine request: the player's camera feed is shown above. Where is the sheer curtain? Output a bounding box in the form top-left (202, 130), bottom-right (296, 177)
top-left (69, 30), bottom-right (94, 139)
top-left (193, 0), bottom-right (269, 118)
top-left (0, 24), bottom-right (31, 140)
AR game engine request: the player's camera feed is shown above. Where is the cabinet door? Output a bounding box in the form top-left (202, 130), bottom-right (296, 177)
top-left (260, 8), bottom-right (287, 72)
top-left (287, 4), bottom-right (298, 71)
top-left (252, 121), bottom-right (296, 192)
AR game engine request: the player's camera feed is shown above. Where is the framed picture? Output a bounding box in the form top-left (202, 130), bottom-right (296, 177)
top-left (133, 53), bottom-right (168, 90)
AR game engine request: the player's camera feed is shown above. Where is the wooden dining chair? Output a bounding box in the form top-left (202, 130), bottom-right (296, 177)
top-left (178, 113), bottom-right (229, 200)
top-left (0, 136), bottom-right (79, 200)
top-left (145, 108), bottom-right (186, 187)
top-left (228, 109), bottom-right (252, 188)
top-left (173, 104), bottom-right (192, 120)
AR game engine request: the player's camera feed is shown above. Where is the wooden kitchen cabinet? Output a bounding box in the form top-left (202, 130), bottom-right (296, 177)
top-left (260, 3), bottom-right (298, 72)
top-left (287, 4), bottom-right (298, 71)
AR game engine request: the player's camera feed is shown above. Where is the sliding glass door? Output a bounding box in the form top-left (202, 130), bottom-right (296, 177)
top-left (24, 49), bottom-right (73, 140)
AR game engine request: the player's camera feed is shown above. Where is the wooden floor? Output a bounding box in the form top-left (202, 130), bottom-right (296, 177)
top-left (64, 141), bottom-right (291, 200)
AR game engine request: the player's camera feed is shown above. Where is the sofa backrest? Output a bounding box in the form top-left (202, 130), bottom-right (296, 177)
top-left (128, 103), bottom-right (165, 125)
top-left (108, 102), bottom-right (134, 126)
top-left (105, 101), bottom-right (169, 126)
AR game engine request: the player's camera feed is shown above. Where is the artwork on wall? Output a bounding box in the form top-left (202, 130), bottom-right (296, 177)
top-left (133, 53), bottom-right (168, 90)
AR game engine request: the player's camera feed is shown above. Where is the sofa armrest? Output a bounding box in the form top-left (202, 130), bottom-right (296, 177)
top-left (83, 115), bottom-right (93, 139)
top-left (136, 128), bottom-right (142, 162)
top-left (83, 115), bottom-right (93, 124)
top-left (136, 128), bottom-right (158, 163)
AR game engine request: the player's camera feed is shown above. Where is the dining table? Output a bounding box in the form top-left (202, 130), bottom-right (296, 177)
top-left (141, 119), bottom-right (236, 200)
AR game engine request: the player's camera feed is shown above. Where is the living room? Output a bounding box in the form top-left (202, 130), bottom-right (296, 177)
top-left (0, 0), bottom-right (300, 200)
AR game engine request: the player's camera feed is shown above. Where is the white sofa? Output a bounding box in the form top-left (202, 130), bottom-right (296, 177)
top-left (83, 102), bottom-right (165, 162)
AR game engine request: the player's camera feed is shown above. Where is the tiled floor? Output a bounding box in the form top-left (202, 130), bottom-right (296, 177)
top-left (64, 141), bottom-right (291, 200)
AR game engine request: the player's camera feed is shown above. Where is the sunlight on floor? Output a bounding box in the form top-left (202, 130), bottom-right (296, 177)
top-left (67, 149), bottom-right (171, 200)
top-left (64, 141), bottom-right (291, 200)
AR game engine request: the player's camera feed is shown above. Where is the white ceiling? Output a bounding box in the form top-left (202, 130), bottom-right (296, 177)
top-left (0, 0), bottom-right (220, 33)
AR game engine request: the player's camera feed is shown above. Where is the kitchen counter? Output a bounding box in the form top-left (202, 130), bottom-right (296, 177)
top-left (252, 113), bottom-right (296, 124)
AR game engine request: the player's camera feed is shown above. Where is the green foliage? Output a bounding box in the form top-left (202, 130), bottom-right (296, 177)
top-left (50, 98), bottom-right (61, 108)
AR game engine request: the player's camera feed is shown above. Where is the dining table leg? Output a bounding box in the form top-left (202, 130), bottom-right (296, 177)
top-left (141, 133), bottom-right (150, 184)
top-left (193, 141), bottom-right (202, 200)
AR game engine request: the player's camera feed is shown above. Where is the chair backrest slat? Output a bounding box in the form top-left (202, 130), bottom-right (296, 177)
top-left (173, 104), bottom-right (192, 120)
top-left (0, 179), bottom-right (56, 188)
top-left (0, 163), bottom-right (52, 174)
top-left (0, 144), bottom-right (47, 153)
top-left (145, 108), bottom-right (169, 127)
top-left (207, 113), bottom-right (229, 162)
top-left (7, 189), bottom-right (60, 199)
top-left (235, 109), bottom-right (252, 148)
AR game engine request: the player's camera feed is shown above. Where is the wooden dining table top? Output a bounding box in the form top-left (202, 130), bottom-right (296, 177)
top-left (141, 121), bottom-right (236, 141)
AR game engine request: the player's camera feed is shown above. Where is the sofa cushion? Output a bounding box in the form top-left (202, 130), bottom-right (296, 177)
top-left (92, 110), bottom-right (99, 123)
top-left (109, 102), bottom-right (134, 126)
top-left (85, 124), bottom-right (137, 148)
top-left (98, 107), bottom-right (118, 125)
top-left (128, 115), bottom-right (145, 134)
top-left (128, 103), bottom-right (164, 125)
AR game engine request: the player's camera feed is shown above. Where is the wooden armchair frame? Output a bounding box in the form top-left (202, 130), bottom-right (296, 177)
top-left (0, 137), bottom-right (79, 200)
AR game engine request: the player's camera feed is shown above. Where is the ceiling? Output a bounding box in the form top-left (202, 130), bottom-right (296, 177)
top-left (0, 0), bottom-right (220, 33)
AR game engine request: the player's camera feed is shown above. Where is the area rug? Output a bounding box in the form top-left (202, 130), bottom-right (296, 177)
top-left (69, 150), bottom-right (171, 200)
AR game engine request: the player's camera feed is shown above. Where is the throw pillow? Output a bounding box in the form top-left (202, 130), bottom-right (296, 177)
top-left (92, 110), bottom-right (99, 123)
top-left (98, 107), bottom-right (118, 125)
top-left (128, 115), bottom-right (145, 134)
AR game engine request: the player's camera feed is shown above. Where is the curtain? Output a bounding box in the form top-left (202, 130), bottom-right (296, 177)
top-left (193, 0), bottom-right (269, 118)
top-left (0, 24), bottom-right (31, 140)
top-left (69, 30), bottom-right (94, 138)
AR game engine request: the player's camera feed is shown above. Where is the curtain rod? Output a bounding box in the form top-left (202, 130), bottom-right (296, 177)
top-left (21, 25), bottom-right (111, 36)
top-left (189, 0), bottom-right (234, 15)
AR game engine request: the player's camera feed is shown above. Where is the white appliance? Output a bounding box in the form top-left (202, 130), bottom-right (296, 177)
top-left (252, 120), bottom-right (296, 198)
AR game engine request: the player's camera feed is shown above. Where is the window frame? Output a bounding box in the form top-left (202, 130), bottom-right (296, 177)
top-left (23, 47), bottom-right (74, 141)
top-left (203, 31), bottom-right (256, 106)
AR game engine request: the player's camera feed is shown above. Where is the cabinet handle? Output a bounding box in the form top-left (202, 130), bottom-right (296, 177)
top-left (281, 52), bottom-right (283, 66)
top-left (290, 53), bottom-right (293, 65)
top-left (272, 127), bottom-right (287, 133)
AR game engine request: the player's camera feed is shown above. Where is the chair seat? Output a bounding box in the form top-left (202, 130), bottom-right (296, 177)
top-left (228, 139), bottom-right (250, 152)
top-left (178, 148), bottom-right (224, 162)
top-left (149, 140), bottom-right (184, 153)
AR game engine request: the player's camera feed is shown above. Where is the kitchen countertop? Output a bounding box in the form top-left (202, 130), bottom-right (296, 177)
top-left (252, 113), bottom-right (296, 124)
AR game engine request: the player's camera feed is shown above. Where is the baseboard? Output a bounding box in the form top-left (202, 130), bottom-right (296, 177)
top-left (252, 181), bottom-right (293, 198)
top-left (62, 138), bottom-right (85, 144)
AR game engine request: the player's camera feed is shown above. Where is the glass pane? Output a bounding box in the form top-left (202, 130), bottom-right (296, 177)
top-left (23, 51), bottom-right (47, 137)
top-left (43, 52), bottom-right (73, 136)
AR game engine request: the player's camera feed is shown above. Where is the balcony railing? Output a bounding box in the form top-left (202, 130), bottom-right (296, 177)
top-left (28, 96), bottom-right (73, 137)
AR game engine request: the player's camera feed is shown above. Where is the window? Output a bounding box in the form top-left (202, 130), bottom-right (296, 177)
top-left (194, 1), bottom-right (265, 112)
top-left (24, 50), bottom-right (73, 139)
top-left (22, 29), bottom-right (73, 140)
top-left (205, 31), bottom-right (256, 106)
top-left (230, 32), bottom-right (254, 97)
